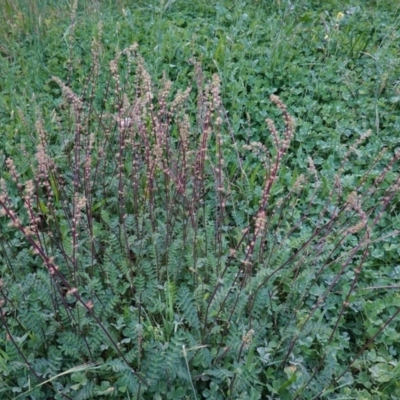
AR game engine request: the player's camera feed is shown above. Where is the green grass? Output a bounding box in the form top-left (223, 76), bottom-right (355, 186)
top-left (1, 0), bottom-right (400, 399)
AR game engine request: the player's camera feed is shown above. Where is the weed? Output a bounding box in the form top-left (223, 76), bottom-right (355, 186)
top-left (1, 1), bottom-right (400, 399)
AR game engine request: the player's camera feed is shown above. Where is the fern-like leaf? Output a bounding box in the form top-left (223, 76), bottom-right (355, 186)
top-left (177, 285), bottom-right (200, 332)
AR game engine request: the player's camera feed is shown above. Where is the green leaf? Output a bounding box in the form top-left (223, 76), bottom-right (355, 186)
top-left (369, 363), bottom-right (394, 383)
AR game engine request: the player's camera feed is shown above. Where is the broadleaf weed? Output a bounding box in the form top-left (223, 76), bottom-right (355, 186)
top-left (1, 2), bottom-right (400, 399)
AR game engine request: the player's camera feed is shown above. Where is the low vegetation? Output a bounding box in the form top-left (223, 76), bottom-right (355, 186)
top-left (1, 0), bottom-right (400, 398)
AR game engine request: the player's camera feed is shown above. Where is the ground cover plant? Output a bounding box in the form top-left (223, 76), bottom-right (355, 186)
top-left (1, 0), bottom-right (400, 399)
